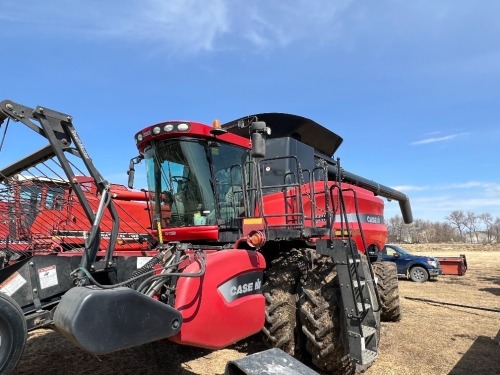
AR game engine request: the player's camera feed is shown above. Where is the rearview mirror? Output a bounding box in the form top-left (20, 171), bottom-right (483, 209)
top-left (127, 166), bottom-right (135, 189)
top-left (127, 155), bottom-right (143, 189)
top-left (250, 121), bottom-right (269, 158)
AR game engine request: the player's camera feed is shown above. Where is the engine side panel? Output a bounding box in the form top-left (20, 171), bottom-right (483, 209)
top-left (171, 249), bottom-right (266, 349)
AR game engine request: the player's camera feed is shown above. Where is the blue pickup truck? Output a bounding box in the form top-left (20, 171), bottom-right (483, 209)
top-left (380, 244), bottom-right (442, 282)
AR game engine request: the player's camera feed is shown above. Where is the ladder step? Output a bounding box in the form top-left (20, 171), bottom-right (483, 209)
top-left (357, 302), bottom-right (372, 311)
top-left (361, 349), bottom-right (378, 365)
top-left (347, 325), bottom-right (377, 340)
top-left (352, 280), bottom-right (366, 288)
top-left (360, 325), bottom-right (377, 338)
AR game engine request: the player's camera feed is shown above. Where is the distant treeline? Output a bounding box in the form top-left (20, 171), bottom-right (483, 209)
top-left (387, 210), bottom-right (500, 244)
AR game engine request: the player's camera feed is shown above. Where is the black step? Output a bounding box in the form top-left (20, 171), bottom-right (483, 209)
top-left (316, 239), bottom-right (379, 366)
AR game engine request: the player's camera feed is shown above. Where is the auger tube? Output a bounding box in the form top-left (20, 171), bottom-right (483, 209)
top-left (324, 163), bottom-right (413, 224)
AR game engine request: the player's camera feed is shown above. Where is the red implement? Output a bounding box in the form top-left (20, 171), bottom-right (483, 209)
top-left (435, 254), bottom-right (467, 276)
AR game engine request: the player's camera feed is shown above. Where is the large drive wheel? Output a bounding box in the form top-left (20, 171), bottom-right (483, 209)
top-left (0, 293), bottom-right (27, 375)
top-left (299, 256), bottom-right (354, 374)
top-left (300, 255), bottom-right (381, 374)
top-left (262, 250), bottom-right (307, 357)
top-left (372, 261), bottom-right (402, 322)
top-left (409, 266), bottom-right (429, 283)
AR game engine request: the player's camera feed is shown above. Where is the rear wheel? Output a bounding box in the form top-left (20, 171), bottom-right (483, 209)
top-left (299, 256), bottom-right (355, 374)
top-left (262, 250), bottom-right (307, 357)
top-left (409, 266), bottom-right (429, 283)
top-left (372, 261), bottom-right (402, 322)
top-left (0, 293), bottom-right (27, 375)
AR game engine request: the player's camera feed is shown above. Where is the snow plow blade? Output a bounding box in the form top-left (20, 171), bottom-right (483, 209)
top-left (225, 348), bottom-right (319, 375)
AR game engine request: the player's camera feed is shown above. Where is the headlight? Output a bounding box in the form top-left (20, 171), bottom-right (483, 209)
top-left (427, 259), bottom-right (438, 268)
top-left (152, 126), bottom-right (161, 135)
top-left (136, 133), bottom-right (143, 142)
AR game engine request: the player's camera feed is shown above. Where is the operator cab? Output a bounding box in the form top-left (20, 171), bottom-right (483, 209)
top-left (143, 138), bottom-right (247, 230)
top-left (132, 114), bottom-right (346, 245)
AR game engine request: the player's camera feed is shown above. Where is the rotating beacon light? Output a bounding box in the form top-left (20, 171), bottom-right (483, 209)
top-left (210, 119), bottom-right (227, 136)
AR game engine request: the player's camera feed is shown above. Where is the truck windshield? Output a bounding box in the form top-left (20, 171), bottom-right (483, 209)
top-left (389, 244), bottom-right (411, 256)
top-left (144, 138), bottom-right (248, 228)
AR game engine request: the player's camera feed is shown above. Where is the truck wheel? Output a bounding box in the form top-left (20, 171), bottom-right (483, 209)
top-left (409, 266), bottom-right (429, 283)
top-left (372, 261), bottom-right (402, 322)
top-left (299, 256), bottom-right (355, 374)
top-left (262, 250), bottom-right (307, 358)
top-left (0, 293), bottom-right (27, 375)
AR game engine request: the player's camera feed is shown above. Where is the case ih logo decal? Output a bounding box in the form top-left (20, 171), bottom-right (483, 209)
top-left (314, 213), bottom-right (384, 224)
top-left (365, 215), bottom-right (382, 224)
top-left (218, 271), bottom-right (264, 303)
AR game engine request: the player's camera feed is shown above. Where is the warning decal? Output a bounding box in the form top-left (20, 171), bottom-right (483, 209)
top-left (38, 265), bottom-right (58, 289)
top-left (0, 272), bottom-right (27, 297)
top-left (137, 257), bottom-right (152, 269)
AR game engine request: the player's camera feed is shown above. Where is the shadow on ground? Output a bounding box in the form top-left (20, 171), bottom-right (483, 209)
top-left (449, 330), bottom-right (500, 375)
top-left (13, 330), bottom-right (265, 375)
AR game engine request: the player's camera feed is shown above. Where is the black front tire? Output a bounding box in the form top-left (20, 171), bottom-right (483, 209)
top-left (0, 293), bottom-right (27, 375)
top-left (409, 266), bottom-right (429, 283)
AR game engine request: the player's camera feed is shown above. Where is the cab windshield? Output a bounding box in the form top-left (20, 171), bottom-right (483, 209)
top-left (144, 138), bottom-right (248, 228)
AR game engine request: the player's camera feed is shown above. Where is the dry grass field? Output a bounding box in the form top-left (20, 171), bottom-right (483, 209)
top-left (13, 244), bottom-right (500, 375)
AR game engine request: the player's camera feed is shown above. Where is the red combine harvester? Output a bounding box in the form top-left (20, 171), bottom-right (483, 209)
top-left (0, 175), bottom-right (152, 260)
top-left (0, 101), bottom-right (412, 375)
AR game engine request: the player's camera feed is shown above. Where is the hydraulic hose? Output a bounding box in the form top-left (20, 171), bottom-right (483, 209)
top-left (125, 252), bottom-right (164, 288)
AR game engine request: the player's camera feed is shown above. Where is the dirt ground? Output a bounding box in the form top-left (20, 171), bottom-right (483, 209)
top-left (12, 244), bottom-right (500, 375)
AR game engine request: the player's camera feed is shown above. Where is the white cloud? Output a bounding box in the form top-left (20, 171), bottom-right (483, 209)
top-left (414, 195), bottom-right (500, 216)
top-left (386, 181), bottom-right (500, 221)
top-left (1, 0), bottom-right (229, 54)
top-left (0, 0), bottom-right (352, 54)
top-left (392, 185), bottom-right (429, 192)
top-left (443, 181), bottom-right (492, 190)
top-left (3, 0), bottom-right (500, 62)
top-left (91, 0), bottom-right (230, 54)
top-left (410, 132), bottom-right (468, 145)
top-left (235, 1), bottom-right (351, 49)
top-left (393, 181), bottom-right (500, 192)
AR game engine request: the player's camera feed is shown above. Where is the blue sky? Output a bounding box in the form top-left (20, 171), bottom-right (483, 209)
top-left (1, 0), bottom-right (499, 222)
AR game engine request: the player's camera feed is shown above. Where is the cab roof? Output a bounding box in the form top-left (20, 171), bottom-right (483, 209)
top-left (222, 113), bottom-right (343, 157)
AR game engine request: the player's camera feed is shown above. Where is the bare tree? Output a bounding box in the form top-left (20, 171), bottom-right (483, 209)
top-left (462, 211), bottom-right (480, 243)
top-left (386, 216), bottom-right (456, 243)
top-left (434, 222), bottom-right (459, 242)
top-left (419, 220), bottom-right (437, 243)
top-left (387, 215), bottom-right (405, 242)
top-left (386, 212), bottom-right (498, 244)
top-left (406, 221), bottom-right (421, 243)
top-left (479, 213), bottom-right (494, 243)
top-left (493, 217), bottom-right (500, 243)
top-left (445, 210), bottom-right (466, 242)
